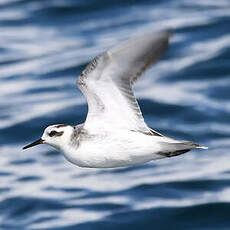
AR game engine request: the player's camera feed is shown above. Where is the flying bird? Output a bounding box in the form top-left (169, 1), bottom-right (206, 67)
top-left (23, 30), bottom-right (207, 168)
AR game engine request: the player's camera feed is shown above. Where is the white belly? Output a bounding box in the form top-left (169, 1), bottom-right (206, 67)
top-left (61, 131), bottom-right (165, 168)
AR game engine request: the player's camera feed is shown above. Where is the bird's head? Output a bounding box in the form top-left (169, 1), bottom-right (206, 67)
top-left (23, 124), bottom-right (74, 150)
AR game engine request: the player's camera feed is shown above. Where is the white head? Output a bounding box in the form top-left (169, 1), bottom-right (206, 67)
top-left (23, 124), bottom-right (74, 150)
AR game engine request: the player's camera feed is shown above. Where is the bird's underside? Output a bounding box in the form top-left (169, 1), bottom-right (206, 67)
top-left (64, 123), bottom-right (206, 168)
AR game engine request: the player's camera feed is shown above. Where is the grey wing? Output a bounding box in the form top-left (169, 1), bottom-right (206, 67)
top-left (77, 30), bottom-right (171, 133)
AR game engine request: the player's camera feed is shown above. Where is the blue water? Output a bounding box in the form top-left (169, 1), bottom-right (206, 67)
top-left (1, 0), bottom-right (230, 229)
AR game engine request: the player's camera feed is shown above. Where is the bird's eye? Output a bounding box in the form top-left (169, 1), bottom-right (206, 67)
top-left (48, 130), bottom-right (58, 137)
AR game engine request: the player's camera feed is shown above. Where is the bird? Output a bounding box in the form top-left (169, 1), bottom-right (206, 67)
top-left (23, 29), bottom-right (207, 168)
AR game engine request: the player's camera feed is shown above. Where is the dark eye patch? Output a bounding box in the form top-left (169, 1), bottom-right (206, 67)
top-left (48, 130), bottom-right (64, 137)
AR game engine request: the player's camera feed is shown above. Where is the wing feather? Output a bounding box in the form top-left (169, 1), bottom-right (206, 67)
top-left (77, 30), bottom-right (171, 134)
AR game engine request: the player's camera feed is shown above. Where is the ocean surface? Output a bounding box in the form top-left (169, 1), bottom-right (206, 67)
top-left (1, 0), bottom-right (230, 229)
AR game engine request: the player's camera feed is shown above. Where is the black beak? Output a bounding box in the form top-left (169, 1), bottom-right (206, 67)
top-left (22, 138), bottom-right (44, 150)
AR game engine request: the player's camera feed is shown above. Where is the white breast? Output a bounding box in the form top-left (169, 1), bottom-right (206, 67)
top-left (61, 130), bottom-right (165, 168)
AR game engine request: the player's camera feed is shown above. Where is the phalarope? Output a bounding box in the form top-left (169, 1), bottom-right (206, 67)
top-left (23, 30), bottom-right (207, 168)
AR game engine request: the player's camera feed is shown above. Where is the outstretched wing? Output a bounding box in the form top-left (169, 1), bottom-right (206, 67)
top-left (77, 30), bottom-right (171, 134)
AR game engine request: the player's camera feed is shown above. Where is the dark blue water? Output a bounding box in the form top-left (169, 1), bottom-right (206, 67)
top-left (1, 0), bottom-right (230, 229)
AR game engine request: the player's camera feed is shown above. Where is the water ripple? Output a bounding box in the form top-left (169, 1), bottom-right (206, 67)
top-left (1, 0), bottom-right (230, 229)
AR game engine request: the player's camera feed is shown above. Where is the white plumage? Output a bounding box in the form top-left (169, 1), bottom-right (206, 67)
top-left (23, 29), bottom-right (207, 168)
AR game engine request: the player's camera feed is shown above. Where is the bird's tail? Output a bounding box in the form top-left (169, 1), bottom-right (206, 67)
top-left (158, 141), bottom-right (208, 158)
